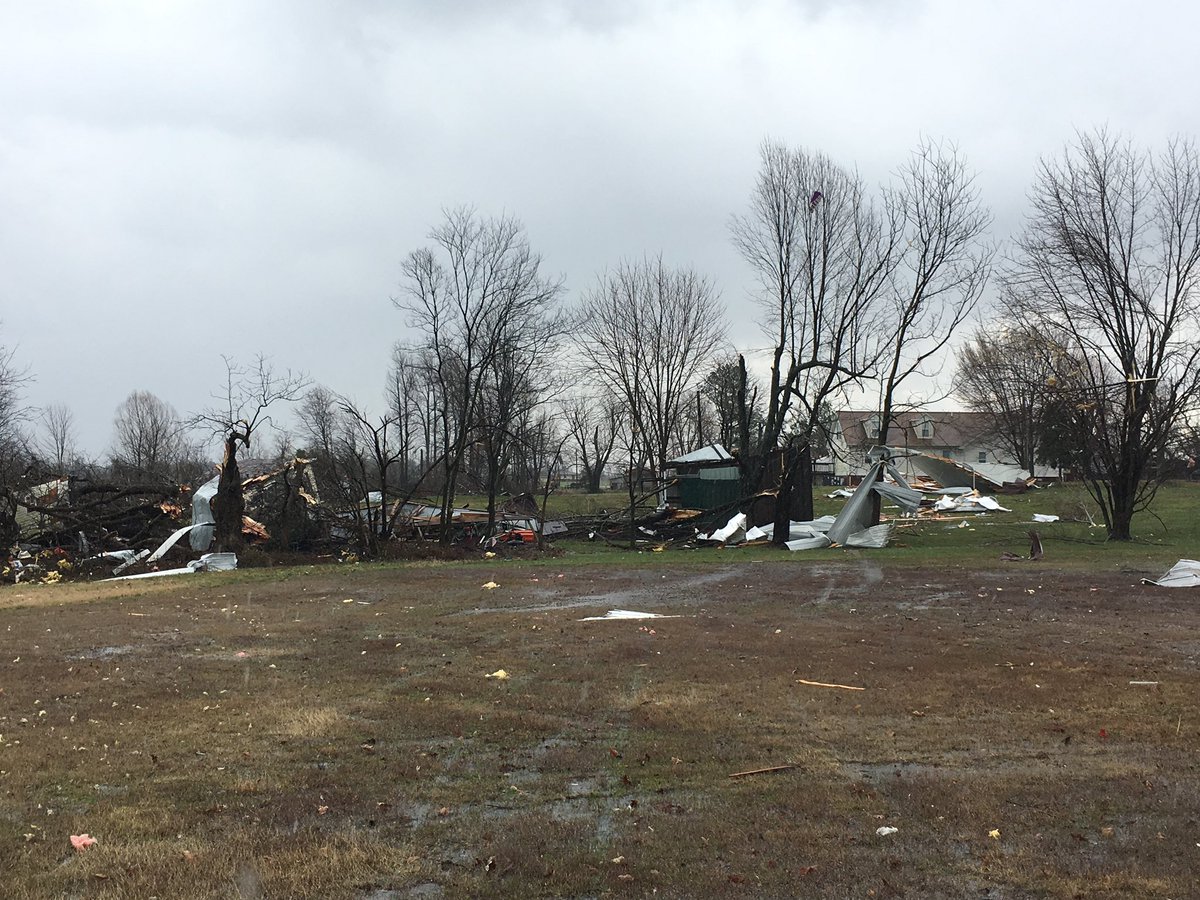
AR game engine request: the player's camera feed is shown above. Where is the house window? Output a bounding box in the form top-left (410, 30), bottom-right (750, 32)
top-left (919, 420), bottom-right (932, 439)
top-left (977, 451), bottom-right (987, 463)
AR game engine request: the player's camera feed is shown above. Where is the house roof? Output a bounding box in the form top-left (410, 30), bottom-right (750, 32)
top-left (836, 410), bottom-right (997, 450)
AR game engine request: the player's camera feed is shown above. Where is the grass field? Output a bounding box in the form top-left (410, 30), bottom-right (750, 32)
top-left (2, 482), bottom-right (1199, 897)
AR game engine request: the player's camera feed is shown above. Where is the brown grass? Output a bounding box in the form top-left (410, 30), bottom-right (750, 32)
top-left (1, 557), bottom-right (1198, 897)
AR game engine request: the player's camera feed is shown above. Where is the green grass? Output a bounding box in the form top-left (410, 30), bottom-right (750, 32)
top-left (397, 482), bottom-right (1200, 577)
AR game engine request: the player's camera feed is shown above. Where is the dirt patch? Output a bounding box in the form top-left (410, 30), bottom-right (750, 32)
top-left (1, 558), bottom-right (1197, 898)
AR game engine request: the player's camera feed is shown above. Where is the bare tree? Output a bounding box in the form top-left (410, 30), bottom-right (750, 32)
top-left (955, 326), bottom-right (1057, 478)
top-left (297, 386), bottom-right (417, 555)
top-left (1005, 128), bottom-right (1200, 540)
top-left (562, 393), bottom-right (621, 493)
top-left (731, 140), bottom-right (898, 538)
top-left (873, 143), bottom-right (993, 439)
top-left (472, 313), bottom-right (563, 534)
top-left (702, 353), bottom-right (763, 453)
top-left (0, 341), bottom-right (31, 544)
top-left (111, 390), bottom-right (186, 480)
top-left (576, 255), bottom-right (725, 485)
top-left (866, 140), bottom-right (993, 523)
top-left (192, 355), bottom-right (309, 552)
top-left (397, 207), bottom-right (563, 543)
top-left (39, 403), bottom-right (78, 473)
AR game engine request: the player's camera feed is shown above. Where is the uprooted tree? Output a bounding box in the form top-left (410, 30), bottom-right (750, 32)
top-left (1004, 128), bottom-right (1200, 540)
top-left (191, 355), bottom-right (309, 552)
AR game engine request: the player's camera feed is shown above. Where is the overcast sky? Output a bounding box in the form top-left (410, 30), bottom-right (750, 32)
top-left (3, 0), bottom-right (1198, 457)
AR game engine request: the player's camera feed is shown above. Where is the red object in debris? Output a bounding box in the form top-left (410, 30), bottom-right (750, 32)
top-left (495, 529), bottom-right (537, 545)
top-left (1099, 728), bottom-right (1109, 740)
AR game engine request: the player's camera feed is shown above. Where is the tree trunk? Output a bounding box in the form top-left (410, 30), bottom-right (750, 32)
top-left (794, 444), bottom-right (814, 522)
top-left (770, 445), bottom-right (813, 546)
top-left (770, 447), bottom-right (796, 547)
top-left (214, 435), bottom-right (245, 553)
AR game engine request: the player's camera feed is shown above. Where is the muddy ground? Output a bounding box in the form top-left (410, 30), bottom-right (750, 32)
top-left (1, 557), bottom-right (1197, 898)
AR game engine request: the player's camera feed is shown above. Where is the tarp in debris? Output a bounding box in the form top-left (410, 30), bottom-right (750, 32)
top-left (1142, 559), bottom-right (1200, 588)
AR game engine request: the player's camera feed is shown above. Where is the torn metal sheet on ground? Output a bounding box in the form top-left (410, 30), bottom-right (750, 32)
top-left (104, 552), bottom-right (238, 581)
top-left (579, 609), bottom-right (682, 621)
top-left (1142, 559), bottom-right (1200, 588)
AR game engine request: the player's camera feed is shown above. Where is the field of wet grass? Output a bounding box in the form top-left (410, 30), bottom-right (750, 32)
top-left (2, 538), bottom-right (1199, 897)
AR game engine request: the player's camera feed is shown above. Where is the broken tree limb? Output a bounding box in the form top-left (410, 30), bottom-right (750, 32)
top-left (728, 764), bottom-right (800, 779)
top-left (796, 679), bottom-right (865, 691)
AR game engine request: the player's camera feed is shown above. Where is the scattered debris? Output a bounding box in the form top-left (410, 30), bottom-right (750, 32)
top-left (70, 833), bottom-right (97, 852)
top-left (1128, 680), bottom-right (1159, 686)
top-left (989, 828), bottom-right (1001, 839)
top-left (105, 552), bottom-right (237, 581)
top-left (1032, 513), bottom-right (1060, 523)
top-left (876, 826), bottom-right (898, 837)
top-left (485, 670), bottom-right (510, 680)
top-left (481, 581), bottom-right (500, 590)
top-left (579, 610), bottom-right (681, 621)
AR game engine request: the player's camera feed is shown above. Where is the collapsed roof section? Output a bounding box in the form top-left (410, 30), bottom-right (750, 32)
top-left (911, 453), bottom-right (1037, 492)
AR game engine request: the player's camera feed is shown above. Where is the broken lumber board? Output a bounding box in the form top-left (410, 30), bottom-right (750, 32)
top-left (728, 764), bottom-right (800, 779)
top-left (796, 679), bottom-right (865, 691)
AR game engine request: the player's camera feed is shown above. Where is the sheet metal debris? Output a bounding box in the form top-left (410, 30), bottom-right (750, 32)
top-left (1142, 559), bottom-right (1200, 588)
top-left (105, 552), bottom-right (238, 581)
top-left (579, 610), bottom-right (681, 621)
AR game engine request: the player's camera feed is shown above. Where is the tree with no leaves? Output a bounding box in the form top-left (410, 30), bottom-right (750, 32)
top-left (576, 255), bottom-right (725, 482)
top-left (192, 355), bottom-right (309, 552)
top-left (955, 325), bottom-right (1057, 478)
top-left (873, 140), bottom-right (993, 441)
top-left (397, 207), bottom-right (563, 543)
top-left (731, 140), bottom-right (898, 536)
top-left (0, 340), bottom-right (30, 544)
top-left (111, 390), bottom-right (184, 480)
top-left (561, 392), bottom-right (622, 494)
top-left (1005, 128), bottom-right (1200, 540)
top-left (38, 403), bottom-right (79, 473)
